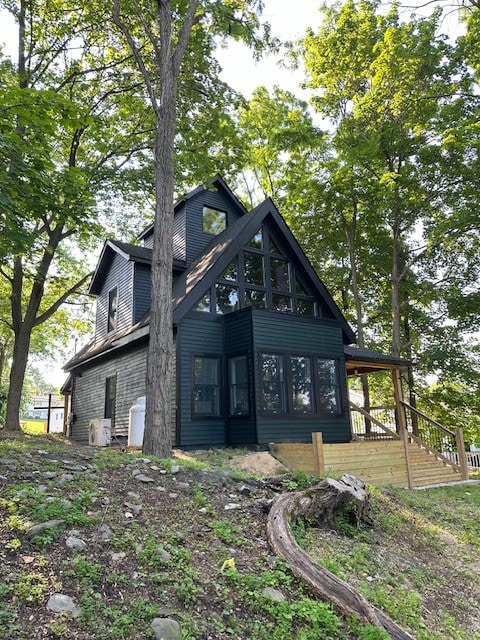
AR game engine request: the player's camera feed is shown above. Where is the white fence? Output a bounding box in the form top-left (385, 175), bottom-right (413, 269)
top-left (444, 451), bottom-right (480, 471)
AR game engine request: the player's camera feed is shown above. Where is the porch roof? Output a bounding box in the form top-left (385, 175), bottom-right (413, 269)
top-left (344, 345), bottom-right (410, 374)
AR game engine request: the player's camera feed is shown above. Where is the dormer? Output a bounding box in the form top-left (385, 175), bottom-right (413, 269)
top-left (138, 175), bottom-right (247, 265)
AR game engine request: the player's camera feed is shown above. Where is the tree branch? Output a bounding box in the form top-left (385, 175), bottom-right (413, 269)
top-left (33, 271), bottom-right (93, 327)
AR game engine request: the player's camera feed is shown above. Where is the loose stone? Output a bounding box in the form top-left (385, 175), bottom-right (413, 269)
top-left (135, 474), bottom-right (154, 483)
top-left (66, 536), bottom-right (86, 550)
top-left (99, 523), bottom-right (113, 542)
top-left (26, 520), bottom-right (66, 539)
top-left (262, 587), bottom-right (286, 602)
top-left (151, 617), bottom-right (182, 640)
top-left (47, 593), bottom-right (82, 618)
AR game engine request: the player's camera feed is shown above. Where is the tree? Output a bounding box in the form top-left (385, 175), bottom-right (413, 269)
top-left (112, 0), bottom-right (270, 457)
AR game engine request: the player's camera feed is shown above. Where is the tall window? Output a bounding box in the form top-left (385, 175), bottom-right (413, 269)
top-left (105, 375), bottom-right (117, 425)
top-left (317, 359), bottom-right (340, 413)
top-left (107, 288), bottom-right (118, 333)
top-left (229, 355), bottom-right (249, 416)
top-left (261, 353), bottom-right (286, 413)
top-left (193, 356), bottom-right (220, 417)
top-left (291, 356), bottom-right (314, 413)
top-left (203, 206), bottom-right (226, 235)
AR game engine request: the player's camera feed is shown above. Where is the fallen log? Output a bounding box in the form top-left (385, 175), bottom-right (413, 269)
top-left (266, 475), bottom-right (415, 640)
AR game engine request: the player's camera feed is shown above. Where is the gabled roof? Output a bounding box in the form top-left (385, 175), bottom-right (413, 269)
top-left (172, 197), bottom-right (356, 343)
top-left (137, 174), bottom-right (248, 242)
top-left (88, 239), bottom-right (185, 295)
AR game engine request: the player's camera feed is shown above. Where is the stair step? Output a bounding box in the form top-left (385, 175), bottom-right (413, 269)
top-left (414, 473), bottom-right (462, 487)
top-left (412, 464), bottom-right (459, 477)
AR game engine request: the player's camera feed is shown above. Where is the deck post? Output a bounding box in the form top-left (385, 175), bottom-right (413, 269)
top-left (391, 368), bottom-right (407, 434)
top-left (312, 432), bottom-right (325, 476)
top-left (400, 424), bottom-right (414, 489)
top-left (455, 428), bottom-right (469, 481)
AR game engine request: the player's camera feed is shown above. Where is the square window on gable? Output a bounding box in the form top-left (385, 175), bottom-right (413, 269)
top-left (203, 206), bottom-right (226, 235)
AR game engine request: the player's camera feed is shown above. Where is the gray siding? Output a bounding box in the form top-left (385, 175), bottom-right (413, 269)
top-left (173, 207), bottom-right (186, 260)
top-left (225, 312), bottom-right (256, 445)
top-left (178, 316), bottom-right (226, 447)
top-left (133, 263), bottom-right (151, 323)
top-left (185, 189), bottom-right (244, 265)
top-left (95, 254), bottom-right (133, 344)
top-left (252, 312), bottom-right (351, 445)
top-left (71, 339), bottom-right (177, 446)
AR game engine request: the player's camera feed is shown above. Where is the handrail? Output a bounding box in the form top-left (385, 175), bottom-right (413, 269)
top-left (349, 401), bottom-right (401, 440)
top-left (400, 401), bottom-right (455, 437)
top-left (408, 433), bottom-right (462, 473)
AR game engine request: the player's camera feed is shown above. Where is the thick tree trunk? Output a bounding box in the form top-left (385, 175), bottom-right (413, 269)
top-left (5, 328), bottom-right (31, 431)
top-left (143, 79), bottom-right (177, 458)
top-left (391, 215), bottom-right (403, 358)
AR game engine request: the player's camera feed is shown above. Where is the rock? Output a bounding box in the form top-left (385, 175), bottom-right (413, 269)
top-left (158, 547), bottom-right (172, 563)
top-left (131, 468), bottom-right (141, 476)
top-left (224, 503), bottom-right (240, 511)
top-left (135, 474), bottom-right (154, 483)
top-left (0, 458), bottom-right (16, 466)
top-left (156, 486), bottom-right (166, 492)
top-left (125, 512), bottom-right (134, 519)
top-left (99, 524), bottom-right (113, 542)
top-left (170, 465), bottom-right (180, 474)
top-left (26, 519), bottom-right (66, 539)
top-left (69, 529), bottom-right (81, 537)
top-left (36, 485), bottom-right (47, 494)
top-left (177, 482), bottom-right (190, 490)
top-left (168, 492), bottom-right (178, 499)
top-left (66, 536), bottom-right (86, 550)
top-left (111, 551), bottom-right (126, 562)
top-left (150, 465), bottom-right (160, 471)
top-left (262, 587), bottom-right (286, 602)
top-left (61, 464), bottom-right (86, 472)
top-left (151, 617), bottom-right (182, 640)
top-left (156, 606), bottom-right (172, 618)
top-left (124, 502), bottom-right (142, 515)
top-left (58, 473), bottom-right (75, 484)
top-left (101, 497), bottom-right (110, 506)
top-left (47, 593), bottom-right (82, 618)
top-left (127, 491), bottom-right (140, 500)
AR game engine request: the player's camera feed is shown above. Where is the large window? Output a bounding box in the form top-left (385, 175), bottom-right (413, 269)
top-left (229, 355), bottom-right (249, 416)
top-left (203, 206), bottom-right (226, 235)
top-left (215, 283), bottom-right (239, 314)
top-left (260, 353), bottom-right (341, 415)
top-left (193, 356), bottom-right (220, 417)
top-left (107, 287), bottom-right (118, 333)
top-left (318, 358), bottom-right (340, 413)
top-left (261, 353), bottom-right (286, 413)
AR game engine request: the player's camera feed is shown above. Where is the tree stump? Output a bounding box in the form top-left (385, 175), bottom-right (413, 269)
top-left (266, 474), bottom-right (415, 640)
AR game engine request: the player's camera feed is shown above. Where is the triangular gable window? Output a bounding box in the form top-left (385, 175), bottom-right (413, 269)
top-left (269, 235), bottom-right (282, 255)
top-left (247, 229), bottom-right (263, 250)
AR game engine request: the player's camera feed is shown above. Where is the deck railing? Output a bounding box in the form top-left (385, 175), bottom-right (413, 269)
top-left (349, 402), bottom-right (400, 441)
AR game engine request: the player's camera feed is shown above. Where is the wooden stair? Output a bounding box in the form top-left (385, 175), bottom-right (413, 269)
top-left (408, 442), bottom-right (462, 487)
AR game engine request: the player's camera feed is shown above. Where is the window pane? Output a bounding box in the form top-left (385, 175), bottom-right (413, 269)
top-left (318, 358), bottom-right (340, 413)
top-left (272, 294), bottom-right (292, 312)
top-left (244, 251), bottom-right (264, 286)
top-left (297, 298), bottom-right (315, 316)
top-left (291, 356), bottom-right (314, 412)
top-left (108, 288), bottom-right (118, 333)
top-left (194, 292), bottom-right (211, 312)
top-left (261, 353), bottom-right (286, 413)
top-left (269, 235), bottom-right (281, 254)
top-left (215, 284), bottom-right (239, 314)
top-left (245, 288), bottom-right (266, 309)
top-left (295, 277), bottom-right (308, 296)
top-left (220, 260), bottom-right (237, 282)
top-left (203, 206), bottom-right (226, 234)
top-left (229, 355), bottom-right (249, 416)
top-left (247, 229), bottom-right (263, 249)
top-left (271, 258), bottom-right (290, 291)
top-left (194, 357), bottom-right (220, 416)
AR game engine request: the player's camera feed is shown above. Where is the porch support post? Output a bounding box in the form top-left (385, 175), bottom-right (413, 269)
top-left (400, 425), bottom-right (414, 489)
top-left (392, 368), bottom-right (407, 434)
top-left (312, 432), bottom-right (325, 476)
top-left (455, 428), bottom-right (469, 481)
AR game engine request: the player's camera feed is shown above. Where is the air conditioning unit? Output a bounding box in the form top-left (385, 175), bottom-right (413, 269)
top-left (88, 418), bottom-right (112, 447)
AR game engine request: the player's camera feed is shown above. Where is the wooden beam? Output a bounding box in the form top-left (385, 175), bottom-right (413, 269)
top-left (455, 428), bottom-right (469, 481)
top-left (391, 369), bottom-right (407, 433)
top-left (312, 432), bottom-right (325, 476)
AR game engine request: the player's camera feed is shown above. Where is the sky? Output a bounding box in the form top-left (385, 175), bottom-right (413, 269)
top-left (0, 0), bottom-right (464, 390)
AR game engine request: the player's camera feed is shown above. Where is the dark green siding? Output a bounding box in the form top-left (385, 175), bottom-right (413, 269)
top-left (178, 316), bottom-right (226, 446)
top-left (133, 263), bottom-right (151, 323)
top-left (252, 311), bottom-right (351, 444)
top-left (224, 311), bottom-right (256, 445)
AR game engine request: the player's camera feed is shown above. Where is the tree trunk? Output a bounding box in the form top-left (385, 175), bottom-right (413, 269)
top-left (143, 77), bottom-right (177, 458)
top-left (5, 328), bottom-right (31, 431)
top-left (267, 476), bottom-right (415, 640)
top-left (391, 214), bottom-right (402, 358)
top-left (345, 208), bottom-right (371, 434)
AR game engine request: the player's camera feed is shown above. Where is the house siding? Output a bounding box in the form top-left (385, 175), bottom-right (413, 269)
top-left (252, 311), bottom-right (351, 445)
top-left (133, 263), bottom-right (151, 323)
top-left (178, 316), bottom-right (226, 447)
top-left (70, 337), bottom-right (177, 445)
top-left (224, 311), bottom-right (256, 445)
top-left (95, 254), bottom-right (133, 344)
top-left (185, 189), bottom-right (245, 265)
